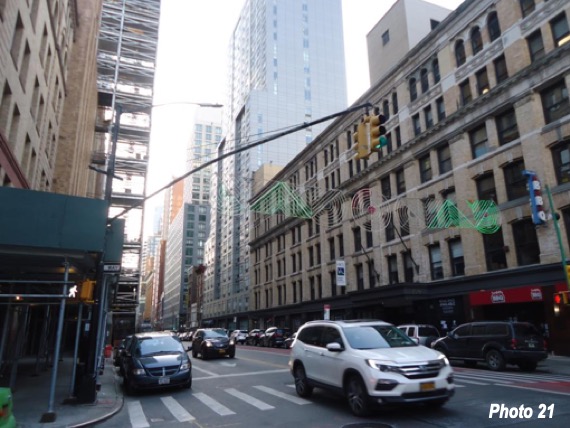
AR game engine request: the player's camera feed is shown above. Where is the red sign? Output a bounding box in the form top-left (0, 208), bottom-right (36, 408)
top-left (469, 285), bottom-right (545, 306)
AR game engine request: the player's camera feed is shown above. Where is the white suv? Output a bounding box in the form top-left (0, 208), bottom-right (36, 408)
top-left (288, 319), bottom-right (455, 416)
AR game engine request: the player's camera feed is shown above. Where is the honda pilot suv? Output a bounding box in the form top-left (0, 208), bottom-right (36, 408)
top-left (431, 321), bottom-right (547, 371)
top-left (288, 320), bottom-right (454, 416)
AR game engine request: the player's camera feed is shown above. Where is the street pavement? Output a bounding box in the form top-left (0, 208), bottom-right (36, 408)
top-left (10, 353), bottom-right (570, 428)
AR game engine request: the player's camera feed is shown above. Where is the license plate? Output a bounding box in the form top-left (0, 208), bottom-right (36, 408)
top-left (528, 343), bottom-right (535, 348)
top-left (219, 349), bottom-right (226, 354)
top-left (420, 382), bottom-right (435, 391)
top-left (158, 377), bottom-right (170, 385)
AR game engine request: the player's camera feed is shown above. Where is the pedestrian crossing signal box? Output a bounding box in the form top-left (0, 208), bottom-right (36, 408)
top-left (80, 280), bottom-right (96, 302)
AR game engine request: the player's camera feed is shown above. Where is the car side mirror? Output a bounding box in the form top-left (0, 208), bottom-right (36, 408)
top-left (411, 337), bottom-right (419, 344)
top-left (187, 345), bottom-right (192, 351)
top-left (446, 332), bottom-right (455, 339)
top-left (326, 342), bottom-right (343, 352)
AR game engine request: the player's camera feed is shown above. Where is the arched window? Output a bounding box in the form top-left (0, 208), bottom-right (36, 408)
top-left (382, 100), bottom-right (390, 119)
top-left (471, 27), bottom-right (483, 54)
top-left (432, 58), bottom-right (440, 83)
top-left (409, 78), bottom-right (417, 101)
top-left (487, 12), bottom-right (501, 42)
top-left (420, 69), bottom-right (429, 93)
top-left (455, 40), bottom-right (466, 66)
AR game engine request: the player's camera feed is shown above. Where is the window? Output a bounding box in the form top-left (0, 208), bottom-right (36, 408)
top-left (470, 125), bottom-right (489, 159)
top-left (520, 0), bottom-right (535, 18)
top-left (392, 92), bottom-right (399, 114)
top-left (365, 224), bottom-right (373, 248)
top-left (504, 160), bottom-right (527, 201)
top-left (455, 40), bottom-right (466, 66)
top-left (409, 78), bottom-right (417, 101)
top-left (552, 140), bottom-right (570, 184)
top-left (527, 30), bottom-right (544, 62)
top-left (395, 126), bottom-right (401, 147)
top-left (423, 196), bottom-right (437, 226)
top-left (403, 251), bottom-right (414, 282)
top-left (385, 214), bottom-right (395, 241)
top-left (476, 173), bottom-right (497, 202)
top-left (449, 239), bottom-right (465, 276)
top-left (424, 106), bottom-right (433, 129)
top-left (476, 67), bottom-right (490, 95)
top-left (483, 230), bottom-right (507, 271)
top-left (368, 261), bottom-right (377, 287)
top-left (382, 30), bottom-right (390, 45)
top-left (396, 169), bottom-right (406, 194)
top-left (353, 227), bottom-right (362, 252)
top-left (494, 55), bottom-right (508, 83)
top-left (356, 264), bottom-right (364, 291)
top-left (430, 19), bottom-right (440, 30)
top-left (513, 219), bottom-right (540, 266)
top-left (420, 69), bottom-right (429, 93)
top-left (388, 255), bottom-right (399, 284)
top-left (381, 176), bottom-right (391, 200)
top-left (328, 237), bottom-right (335, 261)
top-left (436, 97), bottom-right (446, 121)
top-left (419, 154), bottom-right (432, 183)
top-left (471, 27), bottom-right (483, 55)
top-left (459, 79), bottom-right (472, 105)
top-left (413, 113), bottom-right (421, 136)
top-left (488, 12), bottom-right (501, 42)
top-left (551, 13), bottom-right (570, 47)
top-left (429, 245), bottom-right (443, 280)
top-left (433, 59), bottom-right (440, 83)
top-left (338, 234), bottom-right (344, 257)
top-left (496, 109), bottom-right (519, 145)
top-left (398, 207), bottom-right (410, 237)
top-left (437, 144), bottom-right (452, 174)
top-left (541, 80), bottom-right (570, 124)
top-left (382, 100), bottom-right (390, 119)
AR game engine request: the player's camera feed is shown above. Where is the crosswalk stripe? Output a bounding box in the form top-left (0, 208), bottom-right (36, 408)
top-left (454, 378), bottom-right (489, 385)
top-left (160, 396), bottom-right (195, 422)
top-left (193, 392), bottom-right (236, 415)
top-left (253, 385), bottom-right (312, 405)
top-left (225, 388), bottom-right (275, 410)
top-left (127, 401), bottom-right (150, 428)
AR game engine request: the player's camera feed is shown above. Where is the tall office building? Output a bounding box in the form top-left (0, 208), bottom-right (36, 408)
top-left (203, 0), bottom-right (348, 325)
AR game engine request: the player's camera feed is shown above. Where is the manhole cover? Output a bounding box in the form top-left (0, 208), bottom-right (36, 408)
top-left (342, 424), bottom-right (393, 428)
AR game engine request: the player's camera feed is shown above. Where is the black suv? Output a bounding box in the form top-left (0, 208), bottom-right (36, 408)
top-left (192, 328), bottom-right (236, 359)
top-left (431, 321), bottom-right (547, 371)
top-left (260, 327), bottom-right (291, 348)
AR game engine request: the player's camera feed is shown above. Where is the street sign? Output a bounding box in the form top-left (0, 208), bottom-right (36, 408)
top-left (103, 263), bottom-right (121, 273)
top-left (336, 260), bottom-right (346, 286)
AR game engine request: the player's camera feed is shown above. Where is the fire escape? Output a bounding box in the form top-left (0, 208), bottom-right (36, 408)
top-left (94, 0), bottom-right (161, 336)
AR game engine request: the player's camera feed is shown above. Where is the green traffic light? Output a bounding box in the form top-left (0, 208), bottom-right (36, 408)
top-left (379, 135), bottom-right (388, 147)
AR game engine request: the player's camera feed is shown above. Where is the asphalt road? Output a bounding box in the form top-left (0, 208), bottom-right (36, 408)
top-left (97, 344), bottom-right (570, 428)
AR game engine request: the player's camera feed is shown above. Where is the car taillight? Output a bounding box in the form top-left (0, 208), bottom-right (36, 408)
top-left (543, 339), bottom-right (548, 349)
top-left (510, 338), bottom-right (518, 349)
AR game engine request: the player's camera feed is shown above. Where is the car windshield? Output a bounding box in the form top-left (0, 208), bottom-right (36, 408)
top-left (204, 330), bottom-right (228, 339)
top-left (418, 327), bottom-right (440, 337)
top-left (344, 325), bottom-right (417, 349)
top-left (136, 336), bottom-right (183, 356)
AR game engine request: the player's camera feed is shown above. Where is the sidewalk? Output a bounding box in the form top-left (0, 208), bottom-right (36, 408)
top-left (9, 354), bottom-right (570, 427)
top-left (10, 357), bottom-right (122, 428)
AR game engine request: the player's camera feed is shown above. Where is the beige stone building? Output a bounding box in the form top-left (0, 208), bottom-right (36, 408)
top-left (0, 0), bottom-right (102, 196)
top-left (239, 0), bottom-right (570, 355)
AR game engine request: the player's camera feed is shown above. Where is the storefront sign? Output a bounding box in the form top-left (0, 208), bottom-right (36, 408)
top-left (439, 298), bottom-right (456, 315)
top-left (470, 285), bottom-right (544, 306)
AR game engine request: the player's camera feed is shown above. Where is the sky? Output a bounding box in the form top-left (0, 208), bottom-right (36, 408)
top-left (145, 0), bottom-right (463, 231)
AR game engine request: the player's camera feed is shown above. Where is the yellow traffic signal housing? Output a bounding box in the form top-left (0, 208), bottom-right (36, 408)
top-left (369, 114), bottom-right (387, 153)
top-left (80, 280), bottom-right (96, 302)
top-left (566, 265), bottom-right (570, 286)
top-left (352, 116), bottom-right (370, 160)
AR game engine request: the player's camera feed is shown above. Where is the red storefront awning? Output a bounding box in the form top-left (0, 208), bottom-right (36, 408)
top-left (469, 282), bottom-right (568, 306)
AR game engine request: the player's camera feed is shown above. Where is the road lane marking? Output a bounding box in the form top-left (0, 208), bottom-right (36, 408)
top-left (160, 396), bottom-right (195, 422)
top-left (498, 383), bottom-right (570, 396)
top-left (253, 385), bottom-right (312, 405)
top-left (453, 378), bottom-right (489, 385)
top-left (193, 368), bottom-right (289, 380)
top-left (191, 365), bottom-right (219, 376)
top-left (193, 392), bottom-right (236, 415)
top-left (225, 388), bottom-right (275, 410)
top-left (127, 401), bottom-right (149, 428)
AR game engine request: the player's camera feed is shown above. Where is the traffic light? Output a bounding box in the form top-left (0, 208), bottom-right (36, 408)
top-left (80, 280), bottom-right (96, 302)
top-left (369, 114), bottom-right (387, 153)
top-left (566, 264), bottom-right (570, 286)
top-left (554, 291), bottom-right (569, 305)
top-left (352, 116), bottom-right (371, 160)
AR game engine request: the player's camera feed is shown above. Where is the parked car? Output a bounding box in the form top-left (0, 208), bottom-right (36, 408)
top-left (245, 329), bottom-right (265, 346)
top-left (0, 387), bottom-right (16, 428)
top-left (289, 319), bottom-right (454, 416)
top-left (113, 335), bottom-right (133, 376)
top-left (284, 332), bottom-right (297, 349)
top-left (192, 328), bottom-right (236, 359)
top-left (212, 328), bottom-right (229, 337)
top-left (398, 324), bottom-right (441, 347)
top-left (121, 331), bottom-right (192, 394)
top-left (230, 330), bottom-right (248, 344)
top-left (261, 327), bottom-right (292, 348)
top-left (431, 321), bottom-right (548, 371)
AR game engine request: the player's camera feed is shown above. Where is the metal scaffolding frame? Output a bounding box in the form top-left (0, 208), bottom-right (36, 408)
top-left (95, 0), bottom-right (161, 335)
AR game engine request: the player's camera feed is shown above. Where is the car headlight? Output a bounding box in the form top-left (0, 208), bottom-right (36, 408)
top-left (229, 339), bottom-right (235, 346)
top-left (205, 341), bottom-right (213, 347)
top-left (180, 361), bottom-right (191, 370)
top-left (366, 359), bottom-right (400, 373)
top-left (132, 368), bottom-right (145, 375)
top-left (438, 354), bottom-right (450, 367)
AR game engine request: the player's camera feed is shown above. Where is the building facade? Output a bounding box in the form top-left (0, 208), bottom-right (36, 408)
top-left (236, 0), bottom-right (570, 355)
top-left (203, 0), bottom-right (348, 324)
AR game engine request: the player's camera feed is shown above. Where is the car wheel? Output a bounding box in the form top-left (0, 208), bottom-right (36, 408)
top-left (192, 348), bottom-right (198, 358)
top-left (486, 349), bottom-right (505, 371)
top-left (229, 351), bottom-right (235, 358)
top-left (346, 375), bottom-right (371, 417)
top-left (201, 347), bottom-right (209, 360)
top-left (125, 377), bottom-right (137, 395)
top-left (518, 361), bottom-right (537, 372)
top-left (293, 364), bottom-right (313, 398)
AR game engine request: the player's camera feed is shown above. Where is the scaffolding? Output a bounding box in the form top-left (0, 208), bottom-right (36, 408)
top-left (95, 0), bottom-right (161, 339)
